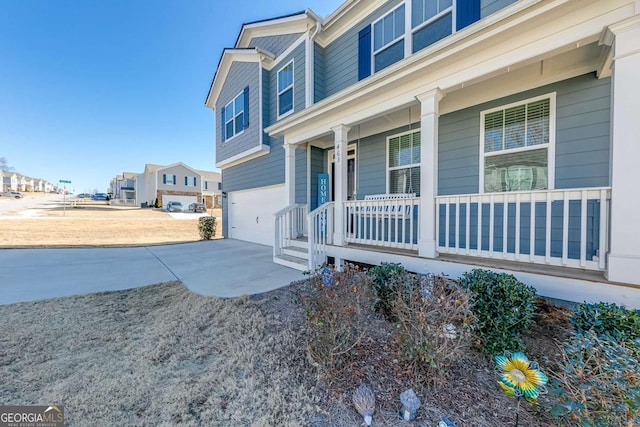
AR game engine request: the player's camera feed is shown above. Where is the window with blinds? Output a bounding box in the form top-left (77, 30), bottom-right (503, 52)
top-left (482, 95), bottom-right (553, 193)
top-left (388, 130), bottom-right (421, 195)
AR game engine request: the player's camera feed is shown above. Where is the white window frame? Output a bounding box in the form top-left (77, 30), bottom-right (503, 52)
top-left (479, 93), bottom-right (556, 193)
top-left (277, 59), bottom-right (295, 120)
top-left (223, 90), bottom-right (245, 142)
top-left (385, 129), bottom-right (421, 195)
top-left (185, 176), bottom-right (197, 187)
top-left (372, 4), bottom-right (406, 70)
top-left (411, 0), bottom-right (456, 35)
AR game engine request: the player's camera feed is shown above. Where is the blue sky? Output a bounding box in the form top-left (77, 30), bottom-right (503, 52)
top-left (0, 0), bottom-right (343, 193)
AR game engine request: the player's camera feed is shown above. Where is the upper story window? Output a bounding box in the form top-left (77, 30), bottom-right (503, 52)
top-left (163, 174), bottom-right (176, 185)
top-left (372, 4), bottom-right (405, 73)
top-left (412, 0), bottom-right (453, 28)
top-left (185, 176), bottom-right (197, 187)
top-left (224, 91), bottom-right (244, 140)
top-left (388, 130), bottom-right (421, 195)
top-left (220, 87), bottom-right (249, 143)
top-left (481, 94), bottom-right (555, 193)
top-left (277, 60), bottom-right (294, 118)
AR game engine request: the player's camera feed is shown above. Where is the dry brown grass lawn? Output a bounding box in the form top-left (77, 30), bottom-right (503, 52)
top-left (0, 282), bottom-right (324, 426)
top-left (0, 203), bottom-right (222, 247)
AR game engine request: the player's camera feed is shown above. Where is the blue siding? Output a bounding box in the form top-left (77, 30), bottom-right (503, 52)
top-left (215, 62), bottom-right (260, 163)
top-left (314, 43), bottom-right (325, 103)
top-left (323, 0), bottom-right (403, 99)
top-left (438, 73), bottom-right (611, 195)
top-left (296, 146), bottom-right (307, 204)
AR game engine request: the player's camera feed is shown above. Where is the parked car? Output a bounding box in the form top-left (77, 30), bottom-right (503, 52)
top-left (188, 203), bottom-right (206, 213)
top-left (76, 193), bottom-right (90, 198)
top-left (0, 191), bottom-right (23, 199)
top-left (91, 193), bottom-right (107, 201)
top-left (166, 201), bottom-right (183, 212)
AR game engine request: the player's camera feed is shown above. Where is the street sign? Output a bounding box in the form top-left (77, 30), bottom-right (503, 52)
top-left (59, 180), bottom-right (71, 184)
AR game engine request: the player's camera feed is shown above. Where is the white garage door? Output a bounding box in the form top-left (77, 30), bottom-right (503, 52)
top-left (162, 195), bottom-right (198, 209)
top-left (228, 185), bottom-right (285, 246)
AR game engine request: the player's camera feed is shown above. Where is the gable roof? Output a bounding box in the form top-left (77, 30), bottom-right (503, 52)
top-left (205, 9), bottom-right (322, 109)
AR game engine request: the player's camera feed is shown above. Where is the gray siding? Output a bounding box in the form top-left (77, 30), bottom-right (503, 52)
top-left (295, 146), bottom-right (307, 204)
top-left (222, 136), bottom-right (285, 193)
top-left (438, 73), bottom-right (611, 195)
top-left (314, 43), bottom-right (325, 103)
top-left (323, 0), bottom-right (403, 99)
top-left (481, 0), bottom-right (518, 18)
top-left (269, 42), bottom-right (306, 122)
top-left (215, 61), bottom-right (260, 163)
top-left (248, 33), bottom-right (303, 57)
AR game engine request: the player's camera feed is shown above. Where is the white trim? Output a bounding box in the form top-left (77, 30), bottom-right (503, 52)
top-left (328, 143), bottom-right (357, 201)
top-left (215, 144), bottom-right (271, 169)
top-left (479, 92), bottom-right (556, 194)
top-left (236, 13), bottom-right (316, 48)
top-left (385, 129), bottom-right (422, 194)
top-left (258, 65), bottom-right (264, 147)
top-left (277, 59), bottom-right (295, 120)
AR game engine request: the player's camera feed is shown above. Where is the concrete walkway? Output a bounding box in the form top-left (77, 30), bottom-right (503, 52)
top-left (0, 239), bottom-right (304, 305)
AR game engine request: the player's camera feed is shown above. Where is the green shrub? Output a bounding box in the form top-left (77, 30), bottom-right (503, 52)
top-left (459, 269), bottom-right (537, 354)
top-left (570, 302), bottom-right (640, 346)
top-left (393, 274), bottom-right (474, 381)
top-left (368, 262), bottom-right (416, 320)
top-left (301, 264), bottom-right (375, 376)
top-left (549, 331), bottom-right (640, 426)
top-left (198, 216), bottom-right (217, 240)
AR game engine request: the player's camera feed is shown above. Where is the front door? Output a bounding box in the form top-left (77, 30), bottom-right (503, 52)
top-left (329, 144), bottom-right (357, 201)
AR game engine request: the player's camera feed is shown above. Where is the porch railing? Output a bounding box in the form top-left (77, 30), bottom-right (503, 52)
top-left (274, 204), bottom-right (308, 257)
top-left (308, 202), bottom-right (334, 271)
top-left (343, 196), bottom-right (420, 250)
top-left (435, 187), bottom-right (611, 271)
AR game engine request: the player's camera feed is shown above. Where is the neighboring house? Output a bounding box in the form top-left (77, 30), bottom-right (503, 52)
top-left (136, 162), bottom-right (217, 208)
top-left (3, 173), bottom-right (18, 192)
top-left (16, 175), bottom-right (27, 192)
top-left (34, 179), bottom-right (46, 192)
top-left (109, 172), bottom-right (138, 205)
top-left (198, 170), bottom-right (222, 208)
top-left (205, 0), bottom-right (640, 307)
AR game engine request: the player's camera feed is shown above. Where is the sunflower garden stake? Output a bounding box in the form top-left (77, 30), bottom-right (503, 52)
top-left (495, 351), bottom-right (548, 427)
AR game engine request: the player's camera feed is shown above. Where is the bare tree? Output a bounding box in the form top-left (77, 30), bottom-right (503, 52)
top-left (0, 157), bottom-right (14, 172)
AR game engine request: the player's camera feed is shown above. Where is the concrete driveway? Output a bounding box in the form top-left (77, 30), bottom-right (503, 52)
top-left (0, 239), bottom-right (304, 305)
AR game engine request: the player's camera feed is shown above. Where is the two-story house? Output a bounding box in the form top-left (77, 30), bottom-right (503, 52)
top-left (206, 0), bottom-right (640, 307)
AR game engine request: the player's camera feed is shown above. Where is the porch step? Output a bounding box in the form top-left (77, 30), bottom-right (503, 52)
top-left (288, 237), bottom-right (308, 249)
top-left (273, 254), bottom-right (308, 272)
top-left (282, 245), bottom-right (308, 258)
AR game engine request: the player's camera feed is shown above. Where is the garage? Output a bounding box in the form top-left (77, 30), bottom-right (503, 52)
top-left (161, 195), bottom-right (198, 210)
top-left (228, 184), bottom-right (284, 246)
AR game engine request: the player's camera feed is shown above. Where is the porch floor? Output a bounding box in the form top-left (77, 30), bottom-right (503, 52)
top-left (338, 243), bottom-right (611, 285)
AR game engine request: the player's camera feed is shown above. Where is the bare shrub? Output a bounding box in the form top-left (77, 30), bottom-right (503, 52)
top-left (393, 274), bottom-right (475, 383)
top-left (300, 264), bottom-right (375, 380)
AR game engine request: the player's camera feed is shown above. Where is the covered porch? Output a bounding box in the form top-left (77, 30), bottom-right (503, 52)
top-left (267, 14), bottom-right (640, 305)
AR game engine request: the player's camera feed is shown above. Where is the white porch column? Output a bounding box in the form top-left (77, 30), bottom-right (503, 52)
top-left (607, 16), bottom-right (640, 285)
top-left (332, 124), bottom-right (350, 246)
top-left (284, 142), bottom-right (296, 206)
top-left (416, 89), bottom-right (443, 259)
